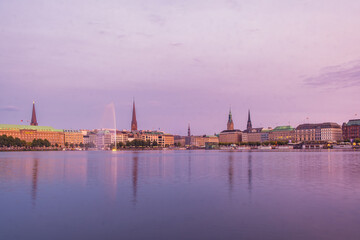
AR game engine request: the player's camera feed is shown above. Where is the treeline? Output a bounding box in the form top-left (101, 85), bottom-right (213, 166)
top-left (0, 135), bottom-right (55, 148)
top-left (0, 135), bottom-right (27, 147)
top-left (219, 141), bottom-right (289, 146)
top-left (111, 139), bottom-right (162, 148)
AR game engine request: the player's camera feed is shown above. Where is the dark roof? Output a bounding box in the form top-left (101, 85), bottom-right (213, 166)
top-left (243, 128), bottom-right (263, 133)
top-left (296, 122), bottom-right (341, 130)
top-left (220, 129), bottom-right (242, 133)
top-left (346, 119), bottom-right (360, 126)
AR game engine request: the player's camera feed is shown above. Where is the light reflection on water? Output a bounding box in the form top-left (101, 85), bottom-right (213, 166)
top-left (1, 150), bottom-right (360, 240)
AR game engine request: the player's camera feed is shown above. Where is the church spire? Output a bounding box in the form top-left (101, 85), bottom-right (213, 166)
top-left (188, 123), bottom-right (191, 137)
top-left (247, 109), bottom-right (252, 130)
top-left (30, 101), bottom-right (38, 126)
top-left (227, 107), bottom-right (234, 130)
top-left (131, 100), bottom-right (138, 131)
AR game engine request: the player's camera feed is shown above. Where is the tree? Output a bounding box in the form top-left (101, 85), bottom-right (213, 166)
top-left (65, 142), bottom-right (69, 147)
top-left (79, 143), bottom-right (84, 148)
top-left (152, 141), bottom-right (158, 147)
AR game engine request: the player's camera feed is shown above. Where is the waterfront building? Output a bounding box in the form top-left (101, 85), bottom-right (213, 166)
top-left (116, 130), bottom-right (129, 143)
top-left (140, 131), bottom-right (174, 147)
top-left (131, 100), bottom-right (138, 131)
top-left (158, 134), bottom-right (175, 147)
top-left (96, 130), bottom-right (112, 149)
top-left (174, 135), bottom-right (186, 147)
top-left (269, 126), bottom-right (296, 142)
top-left (342, 119), bottom-right (360, 140)
top-left (0, 124), bottom-right (64, 146)
top-left (64, 130), bottom-right (83, 146)
top-left (242, 128), bottom-right (263, 143)
top-left (295, 123), bottom-right (342, 142)
top-left (190, 135), bottom-right (219, 148)
top-left (219, 110), bottom-right (242, 144)
top-left (261, 127), bottom-right (273, 142)
top-left (219, 130), bottom-right (242, 144)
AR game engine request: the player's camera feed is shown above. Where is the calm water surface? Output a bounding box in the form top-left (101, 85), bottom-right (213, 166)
top-left (1, 150), bottom-right (360, 240)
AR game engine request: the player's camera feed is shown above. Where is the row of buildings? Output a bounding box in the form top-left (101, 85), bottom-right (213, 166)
top-left (1, 101), bottom-right (360, 149)
top-left (217, 110), bottom-right (359, 144)
top-left (0, 101), bottom-right (174, 149)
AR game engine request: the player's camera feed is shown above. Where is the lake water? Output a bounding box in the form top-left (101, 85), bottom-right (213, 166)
top-left (1, 150), bottom-right (360, 240)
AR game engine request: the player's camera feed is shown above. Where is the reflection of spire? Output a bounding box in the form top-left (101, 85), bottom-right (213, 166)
top-left (30, 101), bottom-right (38, 126)
top-left (132, 154), bottom-right (138, 204)
top-left (248, 152), bottom-right (252, 193)
top-left (32, 158), bottom-right (39, 206)
top-left (228, 154), bottom-right (234, 194)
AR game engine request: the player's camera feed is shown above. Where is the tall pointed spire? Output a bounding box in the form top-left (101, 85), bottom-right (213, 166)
top-left (247, 109), bottom-right (252, 130)
top-left (227, 107), bottom-right (234, 130)
top-left (188, 123), bottom-right (191, 137)
top-left (30, 101), bottom-right (38, 126)
top-left (131, 99), bottom-right (138, 131)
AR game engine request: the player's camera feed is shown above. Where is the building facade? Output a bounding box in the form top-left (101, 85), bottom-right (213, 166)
top-left (296, 123), bottom-right (342, 142)
top-left (342, 119), bottom-right (360, 140)
top-left (0, 124), bottom-right (64, 147)
top-left (269, 126), bottom-right (296, 142)
top-left (64, 130), bottom-right (83, 146)
top-left (219, 130), bottom-right (242, 144)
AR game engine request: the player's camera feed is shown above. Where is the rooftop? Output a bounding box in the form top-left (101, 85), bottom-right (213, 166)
top-left (346, 119), bottom-right (360, 126)
top-left (0, 124), bottom-right (63, 132)
top-left (272, 126), bottom-right (295, 132)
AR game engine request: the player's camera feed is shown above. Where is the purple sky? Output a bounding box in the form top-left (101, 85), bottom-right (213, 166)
top-left (1, 0), bottom-right (360, 135)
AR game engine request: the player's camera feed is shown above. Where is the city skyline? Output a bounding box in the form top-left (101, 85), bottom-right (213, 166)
top-left (1, 1), bottom-right (360, 135)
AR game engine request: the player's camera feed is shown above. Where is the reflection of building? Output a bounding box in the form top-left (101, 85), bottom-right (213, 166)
top-left (296, 123), bottom-right (342, 142)
top-left (64, 130), bottom-right (83, 145)
top-left (0, 124), bottom-right (65, 146)
top-left (269, 126), bottom-right (295, 142)
top-left (342, 119), bottom-right (360, 140)
top-left (219, 110), bottom-right (242, 144)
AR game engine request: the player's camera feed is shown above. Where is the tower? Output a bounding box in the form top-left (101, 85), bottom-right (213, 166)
top-left (131, 100), bottom-right (138, 131)
top-left (30, 101), bottom-right (38, 126)
top-left (227, 108), bottom-right (234, 130)
top-left (247, 109), bottom-right (252, 130)
top-left (188, 123), bottom-right (191, 137)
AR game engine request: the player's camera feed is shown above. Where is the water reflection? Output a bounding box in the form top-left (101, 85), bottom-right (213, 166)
top-left (132, 153), bottom-right (138, 205)
top-left (31, 158), bottom-right (39, 207)
top-left (228, 153), bottom-right (234, 195)
top-left (1, 151), bottom-right (360, 240)
top-left (248, 152), bottom-right (252, 193)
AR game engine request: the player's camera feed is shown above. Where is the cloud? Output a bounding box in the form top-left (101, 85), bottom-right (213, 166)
top-left (304, 60), bottom-right (360, 88)
top-left (0, 105), bottom-right (20, 112)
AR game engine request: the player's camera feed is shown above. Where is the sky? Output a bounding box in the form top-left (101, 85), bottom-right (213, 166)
top-left (1, 0), bottom-right (360, 135)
